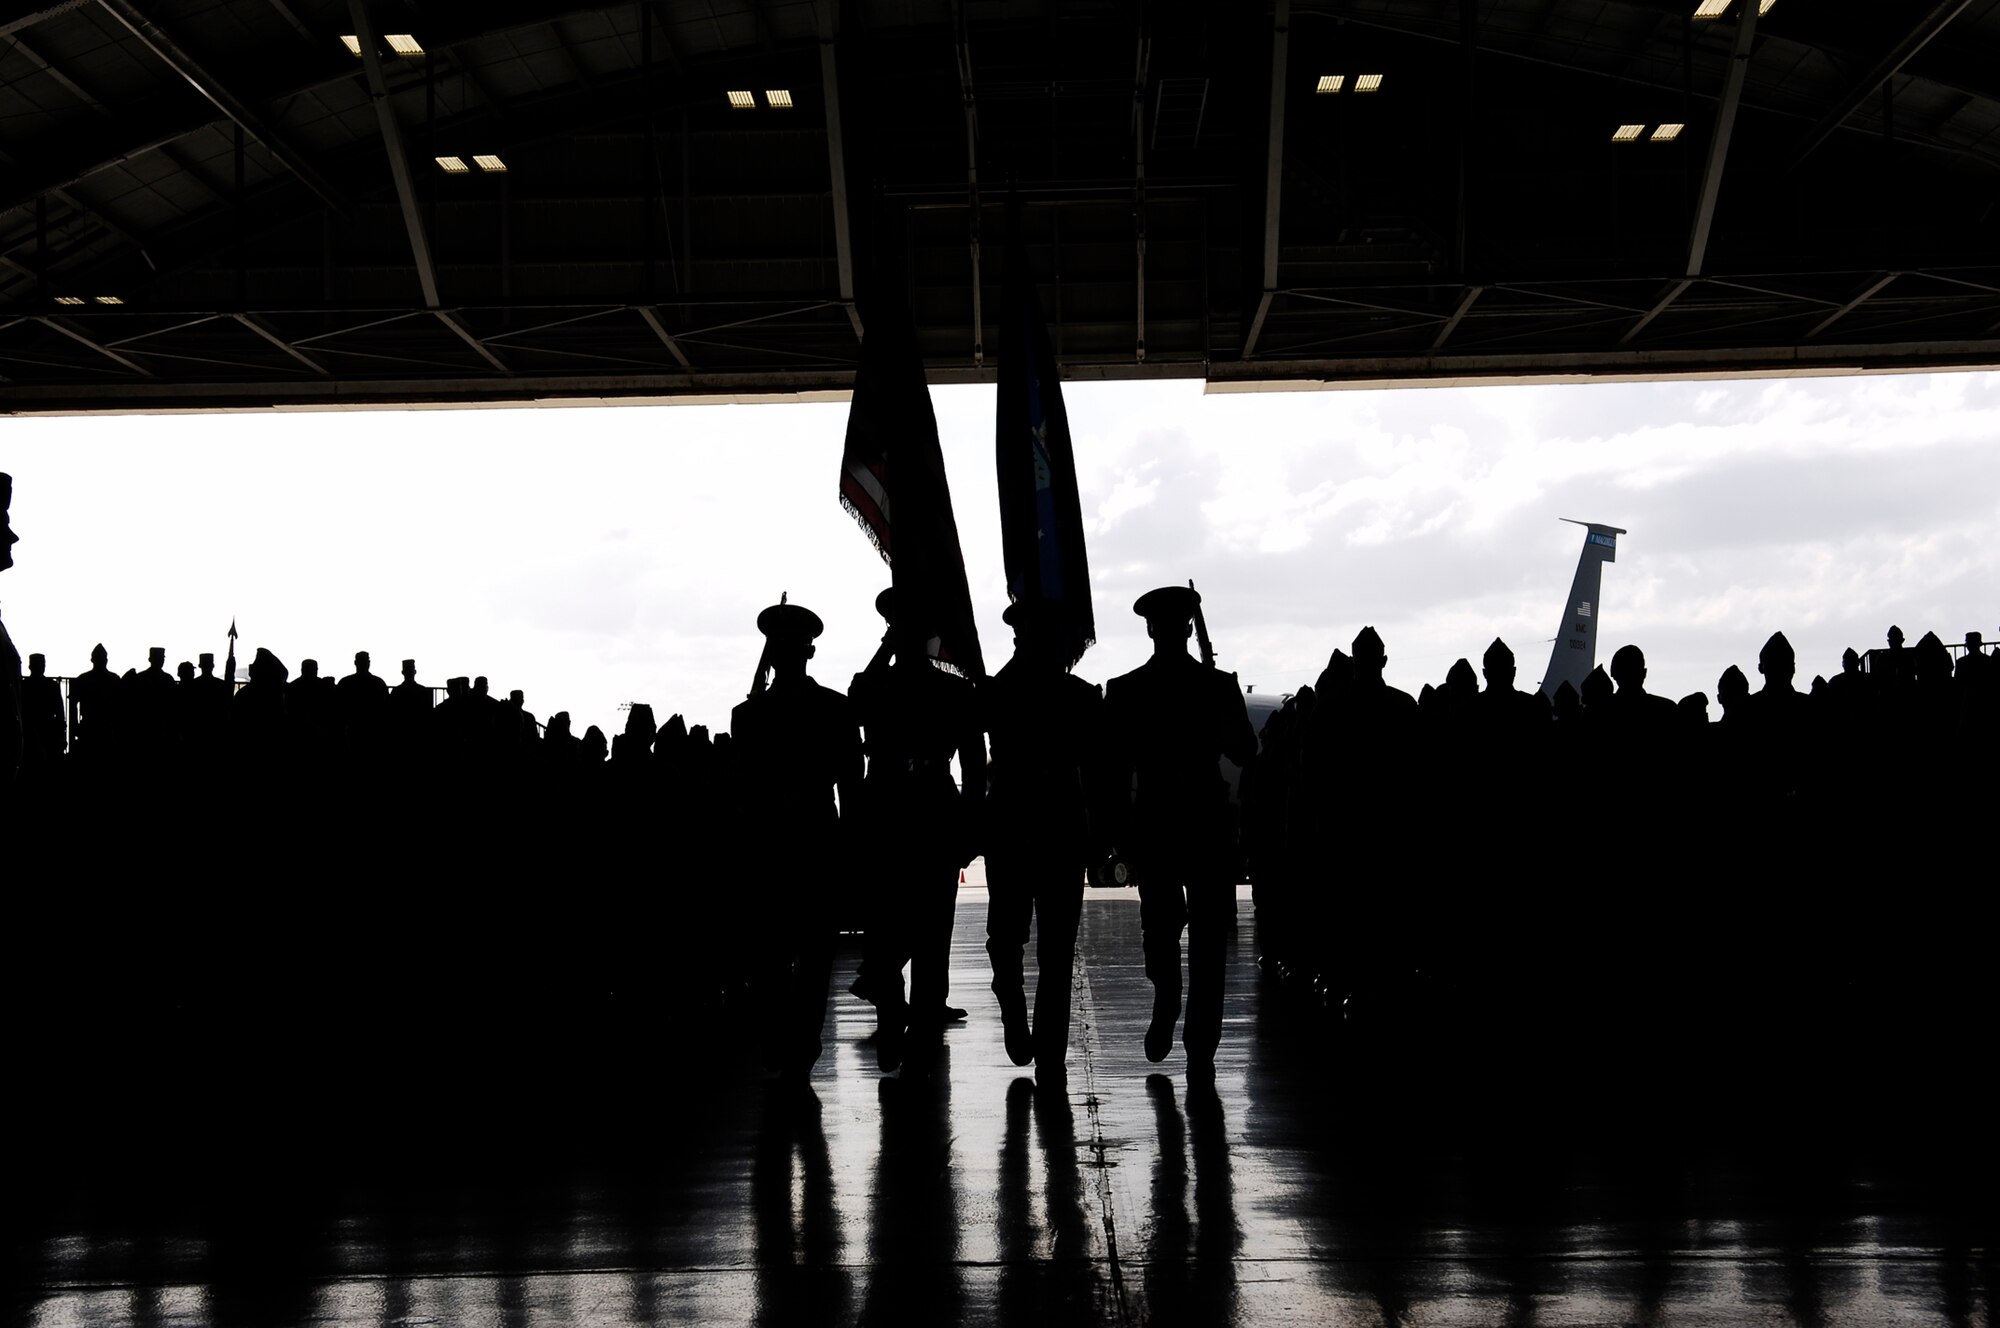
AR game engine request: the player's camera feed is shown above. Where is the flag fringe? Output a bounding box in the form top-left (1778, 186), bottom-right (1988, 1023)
top-left (838, 493), bottom-right (893, 567)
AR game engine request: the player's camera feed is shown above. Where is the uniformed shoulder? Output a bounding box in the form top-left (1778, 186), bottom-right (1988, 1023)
top-left (1063, 673), bottom-right (1103, 703)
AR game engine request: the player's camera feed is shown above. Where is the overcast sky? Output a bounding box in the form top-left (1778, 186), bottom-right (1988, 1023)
top-left (3, 369), bottom-right (1996, 739)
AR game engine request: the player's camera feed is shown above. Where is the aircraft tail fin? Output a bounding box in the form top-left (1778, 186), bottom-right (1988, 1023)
top-left (1540, 519), bottom-right (1626, 698)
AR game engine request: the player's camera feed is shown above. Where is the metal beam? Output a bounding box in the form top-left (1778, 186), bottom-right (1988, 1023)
top-left (37, 314), bottom-right (153, 374)
top-left (1241, 0), bottom-right (1288, 361)
top-left (1805, 271), bottom-right (1899, 338)
top-left (636, 304), bottom-right (694, 368)
top-left (349, 0), bottom-right (439, 308)
top-left (1431, 285), bottom-right (1483, 350)
top-left (0, 0), bottom-right (85, 41)
top-left (1685, 0), bottom-right (1758, 278)
top-left (820, 3), bottom-right (860, 339)
top-left (1784, 0), bottom-right (1976, 174)
top-left (234, 311), bottom-right (328, 374)
top-left (435, 310), bottom-right (507, 371)
top-left (94, 0), bottom-right (347, 212)
top-left (956, 12), bottom-right (982, 366)
top-left (1133, 29), bottom-right (1149, 363)
top-left (1619, 278), bottom-right (1692, 345)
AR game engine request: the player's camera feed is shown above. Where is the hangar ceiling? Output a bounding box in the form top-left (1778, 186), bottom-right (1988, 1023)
top-left (1, 0), bottom-right (1999, 412)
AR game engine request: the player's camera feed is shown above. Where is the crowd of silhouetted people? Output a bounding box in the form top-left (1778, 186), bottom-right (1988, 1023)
top-left (9, 643), bottom-right (726, 794)
top-left (1241, 621), bottom-right (1998, 1020)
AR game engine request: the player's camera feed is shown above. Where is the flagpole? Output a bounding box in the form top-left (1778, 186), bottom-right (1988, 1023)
top-left (225, 618), bottom-right (237, 685)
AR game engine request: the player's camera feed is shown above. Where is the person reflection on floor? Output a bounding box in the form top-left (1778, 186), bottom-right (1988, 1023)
top-left (859, 1047), bottom-right (963, 1327)
top-left (749, 1082), bottom-right (847, 1328)
top-left (1140, 1072), bottom-right (1240, 1327)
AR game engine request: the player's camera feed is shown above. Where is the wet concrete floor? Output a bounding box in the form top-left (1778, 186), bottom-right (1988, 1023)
top-left (9, 888), bottom-right (1994, 1327)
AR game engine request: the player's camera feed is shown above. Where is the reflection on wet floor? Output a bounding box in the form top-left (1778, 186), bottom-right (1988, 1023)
top-left (11, 890), bottom-right (1996, 1328)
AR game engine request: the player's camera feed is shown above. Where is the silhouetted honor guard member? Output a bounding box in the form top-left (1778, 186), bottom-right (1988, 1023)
top-left (730, 597), bottom-right (864, 1076)
top-left (1104, 585), bottom-right (1257, 1071)
top-left (982, 597), bottom-right (1104, 1075)
top-left (847, 587), bottom-right (984, 1072)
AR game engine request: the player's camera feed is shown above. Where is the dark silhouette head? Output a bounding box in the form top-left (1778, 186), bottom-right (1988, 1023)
top-left (1609, 643), bottom-right (1647, 694)
top-left (299, 659), bottom-right (319, 680)
top-left (1580, 664), bottom-right (1613, 709)
top-left (29, 652), bottom-right (45, 676)
top-left (1758, 632), bottom-right (1796, 690)
top-left (1443, 657), bottom-right (1477, 699)
top-left (546, 711), bottom-right (572, 739)
top-left (1481, 638), bottom-right (1516, 692)
top-left (1321, 648), bottom-right (1353, 692)
top-left (249, 647), bottom-right (287, 684)
top-left (402, 659), bottom-right (417, 682)
top-left (1718, 664), bottom-right (1749, 715)
top-left (1552, 679), bottom-right (1581, 721)
top-left (1134, 585), bottom-right (1199, 656)
top-left (1841, 647), bottom-right (1861, 674)
top-left (757, 599), bottom-right (824, 676)
top-left (176, 661), bottom-right (193, 683)
top-left (1913, 631), bottom-right (1952, 683)
top-left (353, 651), bottom-right (372, 674)
top-left (91, 643), bottom-right (108, 669)
top-left (1351, 626), bottom-right (1387, 680)
top-left (1887, 625), bottom-right (1905, 648)
top-left (446, 676), bottom-right (468, 698)
top-left (875, 586), bottom-right (938, 658)
top-left (1967, 631), bottom-right (1985, 653)
top-left (147, 647), bottom-right (165, 671)
top-left (198, 652), bottom-right (215, 675)
top-left (581, 725), bottom-right (609, 763)
top-left (1003, 597), bottom-right (1073, 670)
top-left (1810, 674), bottom-right (1828, 697)
top-left (1677, 692), bottom-right (1710, 726)
top-left (623, 703), bottom-right (657, 743)
top-left (509, 689), bottom-right (524, 707)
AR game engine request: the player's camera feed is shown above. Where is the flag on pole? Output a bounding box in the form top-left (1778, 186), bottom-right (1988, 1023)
top-left (838, 291), bottom-right (986, 679)
top-left (997, 199), bottom-right (1095, 667)
top-left (224, 618), bottom-right (238, 684)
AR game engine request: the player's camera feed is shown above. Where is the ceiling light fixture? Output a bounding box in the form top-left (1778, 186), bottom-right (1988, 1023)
top-left (435, 156), bottom-right (469, 173)
top-left (473, 155), bottom-right (507, 172)
top-left (1612, 124), bottom-right (1645, 141)
top-left (94, 295), bottom-right (124, 304)
top-left (765, 89), bottom-right (793, 108)
top-left (1693, 0), bottom-right (1729, 17)
top-left (727, 90), bottom-right (755, 109)
top-left (1316, 74), bottom-right (1344, 94)
top-left (1651, 122), bottom-right (1684, 141)
top-left (386, 34), bottom-right (424, 56)
top-left (1759, 0), bottom-right (1776, 11)
top-left (1354, 74), bottom-right (1383, 92)
top-left (339, 34), bottom-right (361, 54)
top-left (55, 295), bottom-right (86, 305)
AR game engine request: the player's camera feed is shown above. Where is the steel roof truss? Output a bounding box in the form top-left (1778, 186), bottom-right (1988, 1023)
top-left (37, 313), bottom-right (153, 374)
top-left (94, 0), bottom-right (348, 212)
